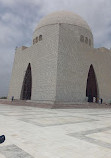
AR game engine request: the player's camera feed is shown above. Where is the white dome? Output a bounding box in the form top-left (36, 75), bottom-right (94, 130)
top-left (35, 11), bottom-right (91, 32)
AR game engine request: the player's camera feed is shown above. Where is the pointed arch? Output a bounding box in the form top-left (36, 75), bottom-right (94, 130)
top-left (20, 63), bottom-right (32, 100)
top-left (86, 64), bottom-right (99, 102)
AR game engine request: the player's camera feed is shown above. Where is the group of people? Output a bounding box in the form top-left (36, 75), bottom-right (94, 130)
top-left (93, 97), bottom-right (103, 104)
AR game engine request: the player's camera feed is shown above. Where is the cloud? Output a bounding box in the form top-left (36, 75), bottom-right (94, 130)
top-left (0, 0), bottom-right (15, 6)
top-left (0, 0), bottom-right (111, 97)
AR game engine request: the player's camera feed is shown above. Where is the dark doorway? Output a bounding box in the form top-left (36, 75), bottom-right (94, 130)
top-left (20, 63), bottom-right (32, 100)
top-left (86, 65), bottom-right (98, 102)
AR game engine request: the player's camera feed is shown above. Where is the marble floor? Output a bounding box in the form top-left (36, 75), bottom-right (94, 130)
top-left (0, 104), bottom-right (111, 158)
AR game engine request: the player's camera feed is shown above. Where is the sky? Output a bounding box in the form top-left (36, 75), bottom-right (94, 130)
top-left (0, 0), bottom-right (111, 97)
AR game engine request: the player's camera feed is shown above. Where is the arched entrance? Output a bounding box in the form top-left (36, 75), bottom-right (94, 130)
top-left (20, 63), bottom-right (32, 100)
top-left (86, 65), bottom-right (98, 102)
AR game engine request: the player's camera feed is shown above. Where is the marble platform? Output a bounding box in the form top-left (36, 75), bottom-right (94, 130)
top-left (0, 104), bottom-right (111, 158)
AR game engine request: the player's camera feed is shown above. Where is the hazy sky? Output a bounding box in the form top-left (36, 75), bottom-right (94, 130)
top-left (0, 0), bottom-right (111, 97)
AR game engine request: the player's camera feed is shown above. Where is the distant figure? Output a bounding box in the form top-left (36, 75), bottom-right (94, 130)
top-left (11, 96), bottom-right (14, 101)
top-left (93, 97), bottom-right (96, 103)
top-left (0, 135), bottom-right (5, 144)
top-left (101, 98), bottom-right (103, 104)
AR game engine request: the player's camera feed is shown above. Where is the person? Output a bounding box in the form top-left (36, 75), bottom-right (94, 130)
top-left (0, 135), bottom-right (5, 144)
top-left (11, 96), bottom-right (14, 101)
top-left (99, 98), bottom-right (101, 104)
top-left (93, 97), bottom-right (96, 103)
top-left (101, 98), bottom-right (103, 104)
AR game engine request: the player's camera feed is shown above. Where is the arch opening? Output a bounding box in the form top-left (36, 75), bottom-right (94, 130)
top-left (20, 63), bottom-right (32, 100)
top-left (86, 65), bottom-right (98, 103)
